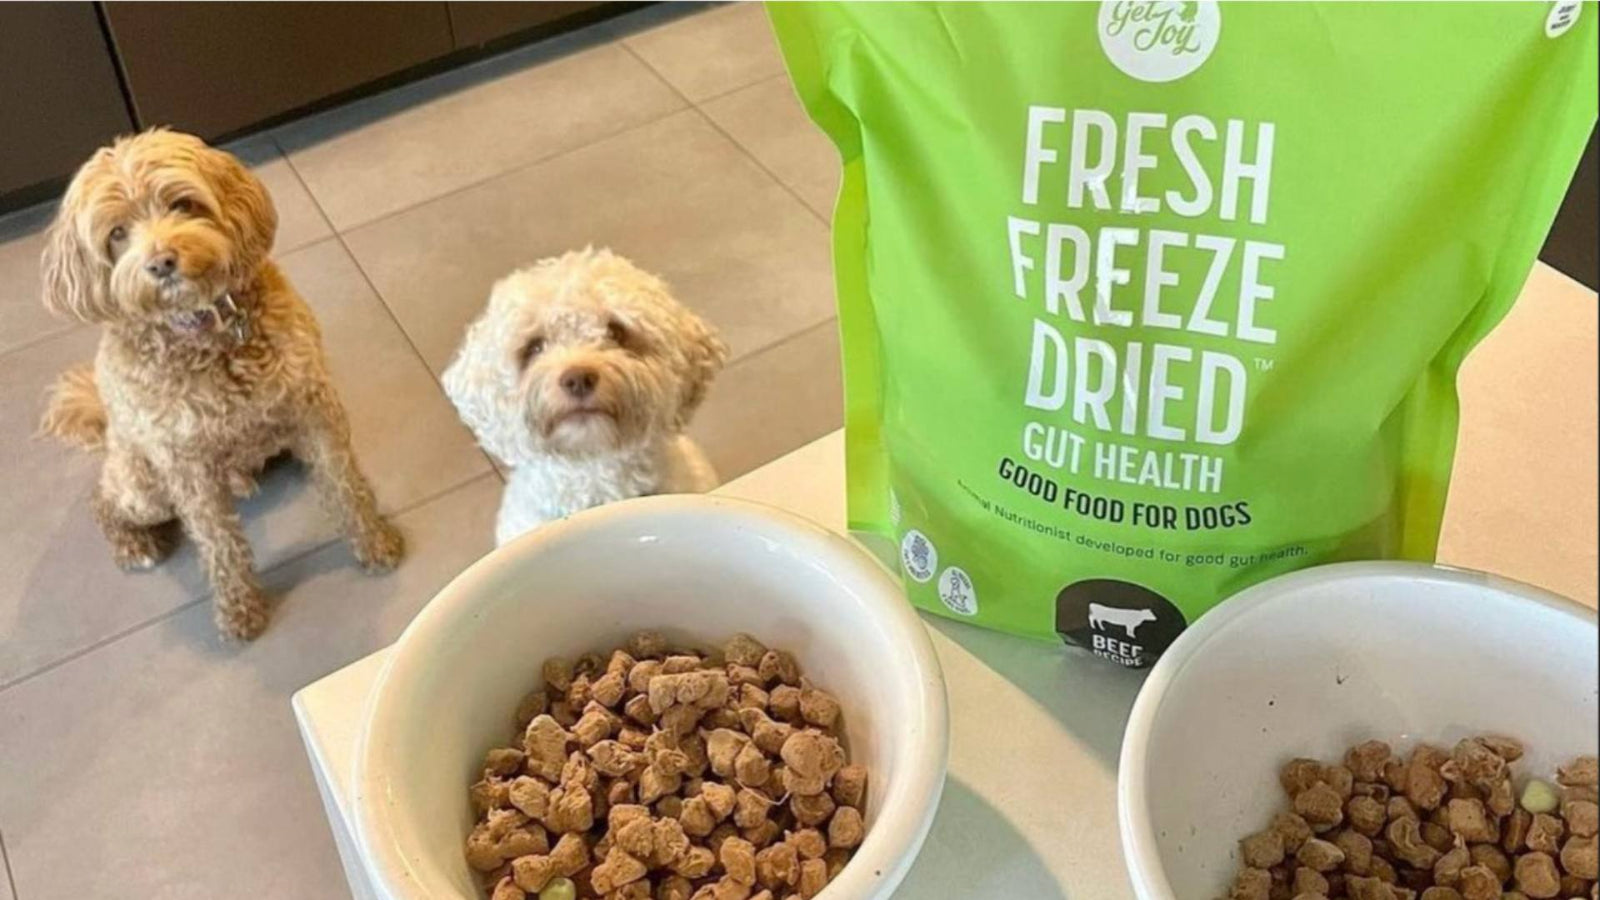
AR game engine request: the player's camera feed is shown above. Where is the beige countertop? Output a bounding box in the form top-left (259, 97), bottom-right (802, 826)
top-left (295, 261), bottom-right (1597, 899)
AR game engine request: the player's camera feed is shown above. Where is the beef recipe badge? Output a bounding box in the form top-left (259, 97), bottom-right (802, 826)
top-left (769, 2), bottom-right (1597, 667)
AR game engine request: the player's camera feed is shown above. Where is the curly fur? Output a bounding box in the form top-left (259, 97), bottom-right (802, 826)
top-left (37, 129), bottom-right (402, 641)
top-left (443, 248), bottom-right (728, 545)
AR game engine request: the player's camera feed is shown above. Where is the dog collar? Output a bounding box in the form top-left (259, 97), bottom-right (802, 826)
top-left (166, 291), bottom-right (252, 345)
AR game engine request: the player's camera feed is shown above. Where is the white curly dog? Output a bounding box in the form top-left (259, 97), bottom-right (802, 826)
top-left (443, 248), bottom-right (728, 545)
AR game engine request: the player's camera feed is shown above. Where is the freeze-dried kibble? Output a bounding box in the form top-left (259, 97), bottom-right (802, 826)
top-left (467, 634), bottom-right (864, 899)
top-left (1522, 780), bottom-right (1562, 815)
top-left (1558, 757), bottom-right (1598, 788)
top-left (1348, 742), bottom-right (1394, 783)
top-left (798, 687), bottom-right (841, 730)
top-left (1525, 813), bottom-right (1564, 854)
top-left (1564, 798), bottom-right (1599, 837)
top-left (1333, 829), bottom-right (1373, 876)
top-left (1348, 795), bottom-right (1388, 836)
top-left (1419, 889), bottom-right (1462, 900)
top-left (1296, 782), bottom-right (1346, 830)
top-left (1242, 829), bottom-right (1287, 868)
top-left (1230, 867), bottom-right (1272, 900)
top-left (1453, 866), bottom-right (1499, 900)
top-left (829, 807), bottom-right (865, 849)
top-left (1407, 749), bottom-right (1450, 811)
top-left (1432, 845), bottom-right (1469, 886)
top-left (1273, 812), bottom-right (1314, 852)
top-left (1513, 851), bottom-right (1561, 898)
top-left (1294, 866), bottom-right (1330, 897)
top-left (1560, 834), bottom-right (1598, 879)
top-left (1447, 799), bottom-right (1497, 843)
top-left (1298, 837), bottom-right (1348, 872)
top-left (1283, 759), bottom-right (1327, 797)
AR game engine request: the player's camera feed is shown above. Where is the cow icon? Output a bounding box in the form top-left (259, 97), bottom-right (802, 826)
top-left (1088, 603), bottom-right (1157, 638)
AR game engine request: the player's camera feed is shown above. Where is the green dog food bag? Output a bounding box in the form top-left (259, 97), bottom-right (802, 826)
top-left (769, 2), bottom-right (1597, 667)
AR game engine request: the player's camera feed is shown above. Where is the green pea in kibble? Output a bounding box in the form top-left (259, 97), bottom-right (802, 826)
top-left (1520, 778), bottom-right (1560, 814)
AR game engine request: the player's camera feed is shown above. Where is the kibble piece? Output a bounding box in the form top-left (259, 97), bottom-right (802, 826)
top-left (1296, 782), bottom-right (1346, 831)
top-left (513, 855), bottom-right (558, 892)
top-left (1347, 742), bottom-right (1395, 783)
top-left (681, 796), bottom-right (717, 837)
top-left (769, 686), bottom-right (803, 724)
top-left (756, 842), bottom-right (799, 890)
top-left (1242, 829), bottom-right (1288, 869)
top-left (1294, 866), bottom-right (1330, 897)
top-left (797, 858), bottom-right (828, 899)
top-left (573, 709), bottom-right (616, 748)
top-left (1273, 812), bottom-right (1315, 852)
top-left (781, 731), bottom-right (845, 781)
top-left (1468, 843), bottom-right (1511, 884)
top-left (1564, 799), bottom-right (1599, 838)
top-left (658, 876), bottom-right (694, 900)
top-left (1282, 760), bottom-right (1326, 798)
top-left (792, 791), bottom-right (836, 828)
top-left (1346, 876), bottom-right (1396, 900)
top-left (474, 778), bottom-right (514, 815)
top-left (734, 743), bottom-right (772, 788)
top-left (1455, 866), bottom-right (1500, 900)
top-left (722, 836), bottom-right (758, 885)
top-left (722, 634), bottom-right (768, 669)
top-left (1512, 852), bottom-right (1560, 899)
top-left (1419, 889), bottom-right (1462, 900)
top-left (1525, 814), bottom-right (1564, 854)
top-left (1483, 775), bottom-right (1515, 818)
top-left (1503, 807), bottom-right (1532, 853)
top-left (1559, 874), bottom-right (1590, 898)
top-left (1324, 765), bottom-right (1356, 801)
top-left (1449, 799), bottom-right (1498, 843)
top-left (1434, 845), bottom-right (1471, 887)
top-left (499, 825), bottom-right (549, 859)
top-left (789, 828), bottom-right (827, 860)
top-left (797, 687), bottom-right (841, 730)
top-left (1388, 816), bottom-right (1442, 869)
top-left (1389, 796), bottom-right (1422, 823)
top-left (1407, 749), bottom-right (1450, 811)
top-left (743, 819), bottom-right (782, 851)
top-left (828, 806), bottom-right (865, 849)
top-left (758, 651), bottom-right (800, 687)
top-left (545, 785), bottom-right (594, 834)
top-left (467, 824), bottom-right (507, 871)
top-left (524, 716), bottom-right (574, 782)
top-left (1349, 795), bottom-right (1388, 837)
top-left (591, 671), bottom-right (627, 709)
top-left (1231, 867), bottom-right (1273, 900)
top-left (589, 847), bottom-right (648, 894)
top-left (1558, 757), bottom-right (1599, 788)
top-left (1335, 829), bottom-right (1374, 876)
top-left (707, 729), bottom-right (751, 779)
top-left (1560, 834), bottom-right (1598, 879)
top-left (702, 782), bottom-right (738, 821)
top-left (752, 719), bottom-right (795, 758)
top-left (673, 845), bottom-right (717, 879)
top-left (1297, 837), bottom-right (1347, 872)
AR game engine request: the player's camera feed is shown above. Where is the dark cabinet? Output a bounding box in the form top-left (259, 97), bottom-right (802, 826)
top-left (101, 2), bottom-right (455, 138)
top-left (447, 2), bottom-right (603, 49)
top-left (0, 3), bottom-right (135, 197)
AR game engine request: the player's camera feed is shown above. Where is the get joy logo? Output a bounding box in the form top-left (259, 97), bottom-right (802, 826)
top-left (1098, 0), bottom-right (1221, 83)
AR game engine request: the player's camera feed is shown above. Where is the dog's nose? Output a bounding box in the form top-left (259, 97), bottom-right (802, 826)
top-left (560, 366), bottom-right (598, 399)
top-left (143, 251), bottom-right (178, 279)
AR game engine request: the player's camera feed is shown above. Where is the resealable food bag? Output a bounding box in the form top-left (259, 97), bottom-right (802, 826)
top-left (769, 2), bottom-right (1597, 667)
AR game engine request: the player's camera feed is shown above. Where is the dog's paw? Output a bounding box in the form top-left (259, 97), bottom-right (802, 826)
top-left (213, 585), bottom-right (271, 642)
top-left (354, 519), bottom-right (404, 574)
top-left (110, 525), bottom-right (175, 572)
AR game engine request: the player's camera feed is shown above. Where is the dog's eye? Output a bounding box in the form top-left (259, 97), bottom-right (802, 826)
top-left (106, 225), bottom-right (128, 253)
top-left (169, 198), bottom-right (194, 215)
top-left (606, 319), bottom-right (631, 349)
top-left (516, 336), bottom-right (546, 369)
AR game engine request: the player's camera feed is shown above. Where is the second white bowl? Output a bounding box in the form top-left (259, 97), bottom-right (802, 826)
top-left (1118, 562), bottom-right (1599, 900)
top-left (353, 494), bottom-right (949, 900)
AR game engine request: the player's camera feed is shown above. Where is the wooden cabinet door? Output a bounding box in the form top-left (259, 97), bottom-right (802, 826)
top-left (446, 2), bottom-right (604, 49)
top-left (103, 2), bottom-right (454, 139)
top-left (0, 3), bottom-right (134, 197)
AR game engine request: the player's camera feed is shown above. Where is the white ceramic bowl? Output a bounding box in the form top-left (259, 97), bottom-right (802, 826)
top-left (1119, 562), bottom-right (1599, 900)
top-left (353, 494), bottom-right (948, 900)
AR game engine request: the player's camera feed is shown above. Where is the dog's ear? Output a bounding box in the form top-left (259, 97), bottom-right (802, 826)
top-left (202, 146), bottom-right (278, 271)
top-left (442, 288), bottom-right (531, 465)
top-left (40, 204), bottom-right (114, 323)
top-left (676, 311), bottom-right (729, 426)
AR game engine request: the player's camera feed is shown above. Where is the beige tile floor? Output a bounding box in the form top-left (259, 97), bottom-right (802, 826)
top-left (0, 6), bottom-right (842, 897)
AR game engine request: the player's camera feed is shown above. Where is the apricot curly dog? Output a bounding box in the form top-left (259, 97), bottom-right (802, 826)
top-left (37, 129), bottom-right (403, 640)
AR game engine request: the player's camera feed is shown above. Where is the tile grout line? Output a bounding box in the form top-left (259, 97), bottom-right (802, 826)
top-left (279, 91), bottom-right (693, 238)
top-left (618, 43), bottom-right (828, 229)
top-left (0, 469), bottom-right (499, 697)
top-left (266, 137), bottom-right (504, 478)
top-left (0, 827), bottom-right (17, 900)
